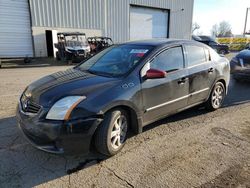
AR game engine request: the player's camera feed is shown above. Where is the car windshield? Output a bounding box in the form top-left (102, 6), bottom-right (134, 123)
top-left (65, 35), bottom-right (87, 47)
top-left (78, 44), bottom-right (153, 77)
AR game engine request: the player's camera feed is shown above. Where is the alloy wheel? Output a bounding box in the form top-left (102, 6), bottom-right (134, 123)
top-left (110, 114), bottom-right (127, 150)
top-left (212, 84), bottom-right (224, 108)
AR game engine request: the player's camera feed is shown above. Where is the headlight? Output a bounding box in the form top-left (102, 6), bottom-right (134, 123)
top-left (86, 46), bottom-right (91, 52)
top-left (46, 96), bottom-right (86, 120)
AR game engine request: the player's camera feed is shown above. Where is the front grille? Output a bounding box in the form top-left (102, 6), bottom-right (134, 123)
top-left (77, 50), bottom-right (85, 54)
top-left (21, 94), bottom-right (41, 114)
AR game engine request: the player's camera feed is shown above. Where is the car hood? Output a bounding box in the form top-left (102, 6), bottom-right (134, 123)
top-left (24, 68), bottom-right (120, 107)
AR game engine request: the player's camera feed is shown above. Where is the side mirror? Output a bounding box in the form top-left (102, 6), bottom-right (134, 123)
top-left (146, 69), bottom-right (166, 79)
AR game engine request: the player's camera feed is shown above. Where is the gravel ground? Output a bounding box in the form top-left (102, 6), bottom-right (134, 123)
top-left (0, 55), bottom-right (250, 187)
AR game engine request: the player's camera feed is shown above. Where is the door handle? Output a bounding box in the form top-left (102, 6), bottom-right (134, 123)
top-left (178, 77), bottom-right (188, 85)
top-left (208, 68), bottom-right (214, 73)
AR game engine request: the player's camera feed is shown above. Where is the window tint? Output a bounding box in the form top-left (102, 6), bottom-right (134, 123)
top-left (78, 44), bottom-right (153, 77)
top-left (151, 47), bottom-right (184, 72)
top-left (186, 45), bottom-right (206, 67)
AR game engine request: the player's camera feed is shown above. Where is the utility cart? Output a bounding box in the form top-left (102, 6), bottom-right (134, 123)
top-left (55, 32), bottom-right (90, 63)
top-left (87, 37), bottom-right (113, 55)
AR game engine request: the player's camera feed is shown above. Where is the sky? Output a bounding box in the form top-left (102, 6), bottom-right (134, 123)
top-left (193, 0), bottom-right (250, 36)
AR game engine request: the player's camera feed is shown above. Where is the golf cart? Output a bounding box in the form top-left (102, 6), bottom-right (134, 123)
top-left (87, 37), bottom-right (113, 55)
top-left (55, 32), bottom-right (90, 62)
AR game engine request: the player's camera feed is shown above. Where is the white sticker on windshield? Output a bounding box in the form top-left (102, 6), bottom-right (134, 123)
top-left (130, 49), bottom-right (149, 54)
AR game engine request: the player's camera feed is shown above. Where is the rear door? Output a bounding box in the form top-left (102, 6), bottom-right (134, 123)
top-left (184, 44), bottom-right (216, 105)
top-left (141, 45), bottom-right (189, 125)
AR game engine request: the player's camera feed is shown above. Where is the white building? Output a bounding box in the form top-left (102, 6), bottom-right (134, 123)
top-left (0, 0), bottom-right (194, 58)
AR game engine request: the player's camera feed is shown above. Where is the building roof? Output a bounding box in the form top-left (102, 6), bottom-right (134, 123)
top-left (57, 32), bottom-right (86, 36)
top-left (123, 38), bottom-right (199, 46)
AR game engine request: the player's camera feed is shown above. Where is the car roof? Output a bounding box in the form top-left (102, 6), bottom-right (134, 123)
top-left (57, 32), bottom-right (86, 36)
top-left (123, 38), bottom-right (207, 47)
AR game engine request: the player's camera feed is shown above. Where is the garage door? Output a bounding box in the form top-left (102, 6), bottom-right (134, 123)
top-left (0, 0), bottom-right (33, 58)
top-left (130, 6), bottom-right (169, 40)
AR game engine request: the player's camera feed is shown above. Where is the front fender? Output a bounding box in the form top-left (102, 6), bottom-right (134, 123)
top-left (100, 100), bottom-right (143, 134)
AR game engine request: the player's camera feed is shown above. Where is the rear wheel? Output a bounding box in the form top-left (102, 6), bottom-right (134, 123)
top-left (95, 109), bottom-right (128, 156)
top-left (56, 52), bottom-right (61, 61)
top-left (24, 57), bottom-right (31, 63)
top-left (205, 82), bottom-right (225, 111)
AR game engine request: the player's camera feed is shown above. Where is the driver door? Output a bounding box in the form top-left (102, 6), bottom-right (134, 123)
top-left (141, 46), bottom-right (189, 125)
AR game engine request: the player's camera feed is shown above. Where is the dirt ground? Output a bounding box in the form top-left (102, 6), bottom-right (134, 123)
top-left (0, 55), bottom-right (250, 187)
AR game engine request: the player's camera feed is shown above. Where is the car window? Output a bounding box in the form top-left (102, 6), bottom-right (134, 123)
top-left (204, 48), bottom-right (211, 61)
top-left (186, 45), bottom-right (206, 67)
top-left (150, 46), bottom-right (184, 72)
top-left (209, 48), bottom-right (221, 61)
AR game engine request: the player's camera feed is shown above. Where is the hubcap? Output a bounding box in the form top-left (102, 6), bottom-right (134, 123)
top-left (110, 115), bottom-right (127, 150)
top-left (212, 85), bottom-right (224, 108)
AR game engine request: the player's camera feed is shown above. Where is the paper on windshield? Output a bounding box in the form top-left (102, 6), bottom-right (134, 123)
top-left (130, 49), bottom-right (149, 54)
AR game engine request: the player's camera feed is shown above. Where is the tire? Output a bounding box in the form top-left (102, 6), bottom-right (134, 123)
top-left (205, 82), bottom-right (225, 111)
top-left (24, 57), bottom-right (31, 63)
top-left (95, 109), bottom-right (129, 156)
top-left (56, 52), bottom-right (61, 61)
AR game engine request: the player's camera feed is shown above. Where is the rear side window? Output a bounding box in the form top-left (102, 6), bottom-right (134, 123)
top-left (210, 48), bottom-right (221, 61)
top-left (151, 46), bottom-right (184, 72)
top-left (186, 45), bottom-right (206, 67)
top-left (204, 48), bottom-right (211, 61)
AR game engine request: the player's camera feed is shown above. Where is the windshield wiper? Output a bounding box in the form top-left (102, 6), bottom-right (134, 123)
top-left (77, 67), bottom-right (117, 78)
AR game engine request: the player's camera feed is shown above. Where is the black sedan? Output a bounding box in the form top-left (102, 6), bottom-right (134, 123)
top-left (16, 39), bottom-right (230, 156)
top-left (230, 46), bottom-right (250, 81)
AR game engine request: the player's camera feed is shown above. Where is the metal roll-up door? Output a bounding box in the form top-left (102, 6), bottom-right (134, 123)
top-left (130, 6), bottom-right (169, 41)
top-left (0, 0), bottom-right (33, 58)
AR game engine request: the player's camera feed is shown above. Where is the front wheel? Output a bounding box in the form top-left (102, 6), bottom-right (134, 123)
top-left (205, 82), bottom-right (225, 111)
top-left (94, 109), bottom-right (129, 156)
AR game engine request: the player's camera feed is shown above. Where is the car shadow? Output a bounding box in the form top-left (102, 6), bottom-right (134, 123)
top-left (0, 79), bottom-right (249, 187)
top-left (0, 116), bottom-right (108, 187)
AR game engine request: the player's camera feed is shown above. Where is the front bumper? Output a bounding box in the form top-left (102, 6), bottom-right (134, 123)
top-left (230, 64), bottom-right (250, 80)
top-left (16, 105), bottom-right (103, 154)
